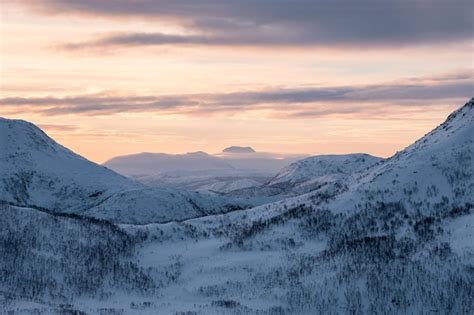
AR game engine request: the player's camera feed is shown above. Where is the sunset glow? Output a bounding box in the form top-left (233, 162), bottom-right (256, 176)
top-left (1, 0), bottom-right (472, 162)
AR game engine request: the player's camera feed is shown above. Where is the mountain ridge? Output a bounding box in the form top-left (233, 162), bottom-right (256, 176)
top-left (0, 117), bottom-right (253, 224)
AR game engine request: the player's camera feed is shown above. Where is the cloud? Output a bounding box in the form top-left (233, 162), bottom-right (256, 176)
top-left (14, 0), bottom-right (474, 48)
top-left (1, 71), bottom-right (472, 118)
top-left (37, 124), bottom-right (79, 132)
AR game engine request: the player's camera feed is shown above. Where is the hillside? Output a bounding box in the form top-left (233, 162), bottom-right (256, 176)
top-left (0, 202), bottom-right (155, 311)
top-left (0, 117), bottom-right (139, 212)
top-left (0, 118), bottom-right (252, 224)
top-left (229, 153), bottom-right (382, 198)
top-left (83, 188), bottom-right (252, 224)
top-left (324, 97), bottom-right (474, 215)
top-left (268, 153), bottom-right (381, 187)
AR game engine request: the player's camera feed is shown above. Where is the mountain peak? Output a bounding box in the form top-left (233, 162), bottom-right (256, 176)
top-left (0, 116), bottom-right (70, 157)
top-left (223, 146), bottom-right (256, 153)
top-left (444, 98), bottom-right (473, 121)
top-left (185, 151), bottom-right (210, 157)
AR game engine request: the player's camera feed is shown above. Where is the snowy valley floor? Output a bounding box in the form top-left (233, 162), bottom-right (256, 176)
top-left (2, 200), bottom-right (473, 314)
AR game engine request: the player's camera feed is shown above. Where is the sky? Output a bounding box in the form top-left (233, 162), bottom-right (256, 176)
top-left (0, 0), bottom-right (473, 163)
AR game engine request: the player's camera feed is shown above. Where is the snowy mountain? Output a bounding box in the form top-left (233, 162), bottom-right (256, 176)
top-left (323, 97), bottom-right (474, 215)
top-left (229, 153), bottom-right (381, 198)
top-left (2, 99), bottom-right (473, 314)
top-left (105, 148), bottom-right (305, 193)
top-left (240, 98), bottom-right (474, 218)
top-left (268, 153), bottom-right (381, 187)
top-left (0, 118), bottom-right (252, 224)
top-left (222, 146), bottom-right (256, 153)
top-left (0, 117), bottom-right (139, 212)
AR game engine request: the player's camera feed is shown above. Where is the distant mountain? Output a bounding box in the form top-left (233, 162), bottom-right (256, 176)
top-left (104, 151), bottom-right (234, 176)
top-left (226, 153), bottom-right (381, 198)
top-left (0, 118), bottom-right (251, 224)
top-left (223, 146), bottom-right (256, 153)
top-left (105, 148), bottom-right (305, 192)
top-left (268, 154), bottom-right (381, 187)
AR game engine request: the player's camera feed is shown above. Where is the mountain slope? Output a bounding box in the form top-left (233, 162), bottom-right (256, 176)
top-left (239, 98), bottom-right (474, 220)
top-left (83, 188), bottom-right (250, 224)
top-left (0, 118), bottom-right (251, 224)
top-left (0, 117), bottom-right (139, 212)
top-left (267, 153), bottom-right (381, 194)
top-left (226, 153), bottom-right (381, 198)
top-left (326, 98), bottom-right (474, 215)
top-left (269, 154), bottom-right (381, 186)
top-left (0, 202), bottom-right (154, 310)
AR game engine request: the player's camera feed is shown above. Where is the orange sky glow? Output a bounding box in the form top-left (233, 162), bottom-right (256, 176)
top-left (1, 1), bottom-right (472, 163)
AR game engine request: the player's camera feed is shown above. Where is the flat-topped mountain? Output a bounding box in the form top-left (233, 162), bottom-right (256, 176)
top-left (222, 146), bottom-right (256, 153)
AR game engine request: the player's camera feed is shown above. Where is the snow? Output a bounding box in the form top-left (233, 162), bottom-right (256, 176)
top-left (1, 98), bottom-right (474, 314)
top-left (268, 153), bottom-right (381, 187)
top-left (0, 118), bottom-right (256, 224)
top-left (445, 212), bottom-right (474, 259)
top-left (130, 169), bottom-right (271, 194)
top-left (84, 188), bottom-right (255, 224)
top-left (0, 117), bottom-right (139, 211)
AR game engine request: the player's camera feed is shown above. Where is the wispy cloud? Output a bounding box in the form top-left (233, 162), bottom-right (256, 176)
top-left (15, 0), bottom-right (474, 49)
top-left (1, 71), bottom-right (472, 118)
top-left (37, 123), bottom-right (79, 132)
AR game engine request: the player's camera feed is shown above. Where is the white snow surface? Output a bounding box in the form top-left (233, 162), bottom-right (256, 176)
top-left (0, 117), bottom-right (139, 211)
top-left (268, 153), bottom-right (381, 187)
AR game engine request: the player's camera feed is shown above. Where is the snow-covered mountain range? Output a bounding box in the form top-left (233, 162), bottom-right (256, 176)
top-left (104, 147), bottom-right (305, 193)
top-left (1, 99), bottom-right (473, 314)
top-left (0, 118), bottom-right (254, 224)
